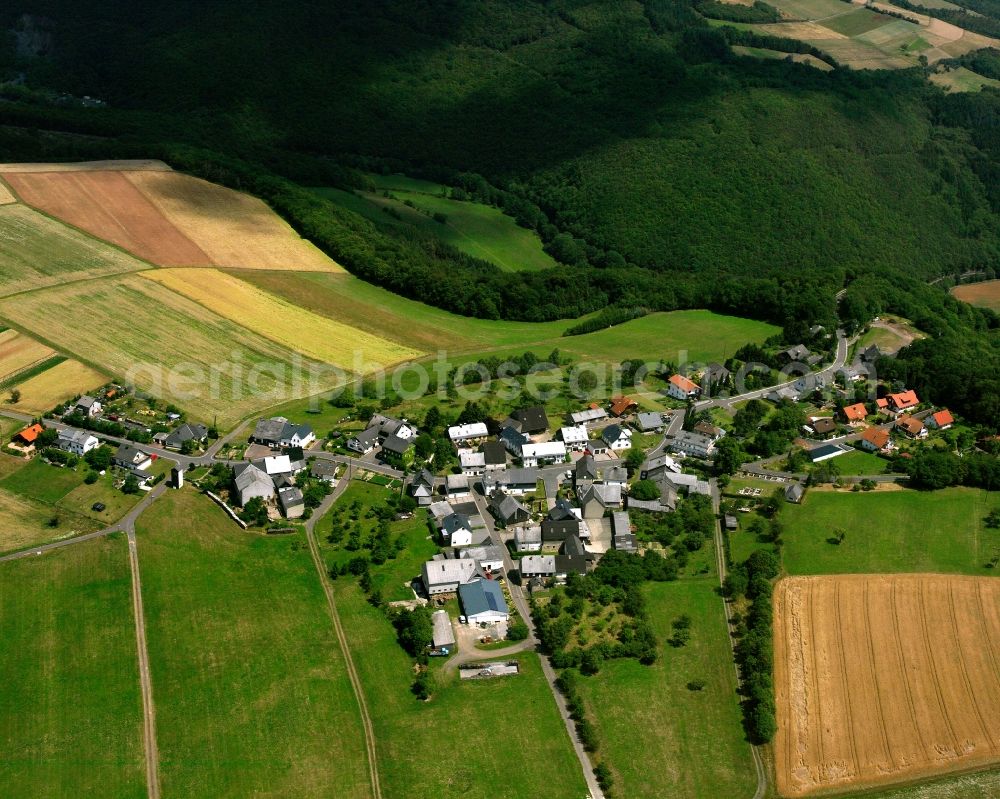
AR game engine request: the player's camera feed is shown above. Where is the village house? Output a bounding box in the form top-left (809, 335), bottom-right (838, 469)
top-left (409, 469), bottom-right (436, 506)
top-left (459, 545), bottom-right (506, 573)
top-left (926, 409), bottom-right (954, 431)
top-left (459, 450), bottom-right (487, 476)
top-left (422, 558), bottom-right (478, 596)
top-left (446, 474), bottom-right (471, 501)
top-left (666, 374), bottom-right (700, 401)
top-left (488, 490), bottom-right (530, 527)
top-left (511, 406), bottom-right (549, 435)
top-left (499, 424), bottom-right (530, 456)
top-left (513, 524), bottom-right (543, 552)
top-left (520, 441), bottom-right (567, 468)
top-left (114, 443), bottom-right (153, 472)
top-left (278, 486), bottom-right (305, 518)
top-left (877, 390), bottom-right (920, 415)
top-left (575, 453), bottom-right (599, 487)
top-left (234, 462), bottom-right (276, 506)
top-left (459, 579), bottom-right (509, 625)
top-left (347, 414), bottom-right (415, 454)
top-left (804, 417), bottom-right (838, 438)
top-left (579, 482), bottom-right (622, 518)
top-left (600, 424), bottom-right (633, 451)
top-left (701, 362), bottom-right (730, 393)
top-left (670, 430), bottom-right (716, 459)
top-left (785, 482), bottom-right (805, 504)
top-left (345, 426), bottom-right (379, 455)
top-left (693, 421), bottom-right (725, 441)
top-left (586, 439), bottom-right (609, 457)
top-left (482, 467), bottom-right (539, 496)
top-left (559, 424), bottom-right (590, 451)
top-left (58, 428), bottom-right (98, 456)
top-left (542, 518), bottom-right (582, 546)
top-left (895, 415), bottom-right (927, 440)
top-left (840, 403), bottom-right (869, 423)
top-left (859, 426), bottom-right (893, 453)
top-left (73, 395), bottom-right (103, 418)
top-left (164, 422), bottom-right (208, 451)
top-left (251, 417), bottom-right (316, 449)
top-left (663, 472), bottom-right (711, 496)
top-left (14, 423), bottom-right (44, 448)
top-left (448, 422), bottom-right (489, 445)
top-left (640, 453), bottom-right (682, 481)
top-left (634, 411), bottom-right (665, 433)
top-left (568, 406), bottom-right (608, 427)
top-left (520, 554), bottom-right (556, 580)
top-left (612, 510), bottom-right (637, 552)
top-left (549, 498), bottom-right (581, 522)
top-left (378, 434), bottom-right (414, 466)
top-left (481, 440), bottom-right (508, 471)
top-left (441, 512), bottom-right (475, 547)
top-left (779, 344), bottom-right (811, 363)
top-left (609, 395), bottom-right (639, 417)
top-left (310, 460), bottom-right (338, 484)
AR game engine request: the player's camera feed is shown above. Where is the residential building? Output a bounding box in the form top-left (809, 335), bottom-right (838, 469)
top-left (927, 409), bottom-right (954, 430)
top-left (260, 454), bottom-right (292, 477)
top-left (785, 482), bottom-right (805, 504)
top-left (511, 406), bottom-right (549, 435)
top-left (164, 422), bottom-right (208, 450)
top-left (460, 545), bottom-right (506, 573)
top-left (251, 416), bottom-right (315, 448)
top-left (895, 415), bottom-right (927, 439)
top-left (640, 454), bottom-right (682, 481)
top-left (586, 439), bottom-right (609, 457)
top-left (840, 403), bottom-right (868, 423)
top-left (666, 374), bottom-right (700, 401)
top-left (859, 344), bottom-right (882, 365)
top-left (488, 490), bottom-right (530, 527)
top-left (609, 396), bottom-right (638, 417)
top-left (459, 579), bottom-right (509, 625)
top-left (499, 425), bottom-right (530, 456)
top-left (542, 518), bottom-right (581, 544)
top-left (880, 390), bottom-right (920, 414)
top-left (859, 427), bottom-right (892, 453)
top-left (409, 469), bottom-right (436, 506)
top-left (568, 407), bottom-right (608, 426)
top-left (234, 462), bottom-right (276, 506)
top-left (278, 486), bottom-right (305, 518)
top-left (513, 524), bottom-right (543, 552)
top-left (600, 424), bottom-right (633, 451)
top-left (311, 460), bottom-right (338, 484)
top-left (669, 430), bottom-right (716, 459)
top-left (575, 454), bottom-right (598, 485)
top-left (805, 417), bottom-right (838, 437)
top-left (378, 433), bottom-right (413, 466)
top-left (481, 440), bottom-right (507, 470)
top-left (441, 512), bottom-right (474, 547)
top-left (701, 363), bottom-right (730, 393)
top-left (520, 555), bottom-right (557, 579)
top-left (520, 441), bottom-right (567, 467)
top-left (58, 429), bottom-right (98, 455)
top-left (548, 497), bottom-right (580, 522)
top-left (578, 483), bottom-right (622, 518)
top-left (664, 472), bottom-right (711, 496)
top-left (15, 423), bottom-right (44, 447)
top-left (460, 450), bottom-right (487, 476)
top-left (114, 443), bottom-right (152, 472)
top-left (779, 344), bottom-right (811, 363)
top-left (448, 422), bottom-right (489, 443)
top-left (346, 426), bottom-right (379, 454)
top-left (693, 421), bottom-right (725, 441)
top-left (482, 468), bottom-right (539, 496)
top-left (422, 558), bottom-right (478, 595)
top-left (612, 511), bottom-right (637, 552)
top-left (603, 466), bottom-right (628, 487)
top-left (446, 474), bottom-right (471, 500)
top-left (559, 425), bottom-right (590, 450)
top-left (634, 412), bottom-right (665, 433)
top-left (73, 395), bottom-right (102, 418)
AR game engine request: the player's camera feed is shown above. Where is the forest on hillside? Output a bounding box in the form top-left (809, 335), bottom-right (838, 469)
top-left (0, 0), bottom-right (998, 426)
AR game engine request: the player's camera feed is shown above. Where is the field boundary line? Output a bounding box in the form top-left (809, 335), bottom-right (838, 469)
top-left (807, 579), bottom-right (826, 770)
top-left (917, 579), bottom-right (963, 754)
top-left (126, 530), bottom-right (161, 799)
top-left (889, 581), bottom-right (931, 760)
top-left (862, 579), bottom-right (894, 768)
top-left (947, 582), bottom-right (996, 750)
top-left (833, 580), bottom-right (862, 780)
top-left (303, 496), bottom-right (382, 799)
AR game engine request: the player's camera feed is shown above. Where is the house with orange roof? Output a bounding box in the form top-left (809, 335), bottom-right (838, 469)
top-left (839, 403), bottom-right (868, 423)
top-left (666, 374), bottom-right (701, 402)
top-left (885, 390), bottom-right (919, 414)
top-left (609, 396), bottom-right (638, 417)
top-left (926, 409), bottom-right (954, 431)
top-left (859, 426), bottom-right (893, 453)
top-left (895, 415), bottom-right (927, 439)
top-left (14, 423), bottom-right (44, 447)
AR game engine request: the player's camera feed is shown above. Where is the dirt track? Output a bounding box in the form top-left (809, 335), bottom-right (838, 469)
top-left (774, 575), bottom-right (1000, 796)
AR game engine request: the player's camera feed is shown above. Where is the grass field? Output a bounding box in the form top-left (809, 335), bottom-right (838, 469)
top-left (953, 279), bottom-right (1000, 311)
top-left (0, 275), bottom-right (351, 426)
top-left (577, 575), bottom-right (756, 798)
top-left (131, 170), bottom-right (342, 271)
top-left (820, 8), bottom-right (892, 36)
top-left (0, 203), bottom-right (149, 297)
top-left (0, 358), bottom-right (106, 414)
top-left (782, 487), bottom-right (1000, 575)
top-left (135, 489), bottom-right (372, 798)
top-left (775, 574), bottom-right (1000, 795)
top-left (731, 45), bottom-right (834, 69)
top-left (333, 581), bottom-right (589, 799)
top-left (0, 535), bottom-right (146, 798)
top-left (0, 329), bottom-right (55, 380)
top-left (315, 181), bottom-right (559, 272)
top-left (828, 448), bottom-right (888, 475)
top-left (141, 268), bottom-right (424, 367)
top-left (931, 66), bottom-right (1000, 91)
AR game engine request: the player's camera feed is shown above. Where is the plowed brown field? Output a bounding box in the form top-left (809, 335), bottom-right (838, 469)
top-left (774, 575), bottom-right (1000, 796)
top-left (3, 170), bottom-right (210, 266)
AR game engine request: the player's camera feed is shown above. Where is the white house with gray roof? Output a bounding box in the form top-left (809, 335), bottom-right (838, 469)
top-left (422, 558), bottom-right (478, 595)
top-left (58, 429), bottom-right (99, 455)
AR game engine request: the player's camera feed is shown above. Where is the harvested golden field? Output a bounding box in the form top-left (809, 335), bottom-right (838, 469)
top-left (0, 181), bottom-right (15, 205)
top-left (3, 170), bottom-right (211, 266)
top-left (953, 279), bottom-right (1000, 312)
top-left (127, 171), bottom-right (342, 271)
top-left (0, 330), bottom-right (55, 380)
top-left (141, 268), bottom-right (422, 367)
top-left (0, 275), bottom-right (366, 425)
top-left (4, 359), bottom-right (107, 414)
top-left (774, 575), bottom-right (1000, 797)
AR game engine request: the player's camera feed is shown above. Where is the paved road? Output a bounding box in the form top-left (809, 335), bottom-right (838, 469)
top-left (127, 529), bottom-right (161, 799)
top-left (710, 479), bottom-right (768, 799)
top-left (468, 487), bottom-right (605, 799)
top-left (303, 480), bottom-right (383, 799)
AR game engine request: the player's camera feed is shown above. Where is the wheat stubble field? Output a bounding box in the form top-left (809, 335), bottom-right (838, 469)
top-left (774, 575), bottom-right (1000, 796)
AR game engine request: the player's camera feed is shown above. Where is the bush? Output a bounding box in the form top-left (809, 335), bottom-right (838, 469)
top-left (84, 472), bottom-right (99, 485)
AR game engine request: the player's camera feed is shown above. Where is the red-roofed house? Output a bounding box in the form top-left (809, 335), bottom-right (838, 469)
top-left (15, 423), bottom-right (44, 446)
top-left (895, 415), bottom-right (927, 439)
top-left (926, 409), bottom-right (954, 431)
top-left (859, 426), bottom-right (893, 453)
top-left (886, 390), bottom-right (919, 414)
top-left (840, 403), bottom-right (868, 423)
top-left (875, 397), bottom-right (888, 411)
top-left (666, 374), bottom-right (701, 401)
top-left (609, 396), bottom-right (639, 417)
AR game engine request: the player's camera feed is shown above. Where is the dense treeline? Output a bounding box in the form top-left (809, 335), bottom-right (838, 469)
top-left (694, 0), bottom-right (781, 23)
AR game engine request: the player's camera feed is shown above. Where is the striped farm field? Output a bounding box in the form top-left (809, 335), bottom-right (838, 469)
top-left (3, 359), bottom-right (106, 415)
top-left (0, 276), bottom-right (362, 425)
top-left (775, 574), bottom-right (1000, 796)
top-left (130, 170), bottom-right (342, 271)
top-left (0, 329), bottom-right (55, 381)
top-left (141, 268), bottom-right (423, 367)
top-left (0, 203), bottom-right (149, 297)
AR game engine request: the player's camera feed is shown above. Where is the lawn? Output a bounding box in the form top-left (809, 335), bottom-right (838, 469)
top-left (0, 203), bottom-right (149, 298)
top-left (0, 274), bottom-right (352, 427)
top-left (135, 489), bottom-right (372, 799)
top-left (576, 576), bottom-right (756, 799)
top-left (782, 487), bottom-right (1000, 575)
top-left (319, 480), bottom-right (438, 602)
top-left (333, 582), bottom-right (589, 799)
top-left (827, 448), bottom-right (888, 475)
top-left (0, 534), bottom-right (146, 798)
top-left (0, 457), bottom-right (83, 504)
top-left (314, 180), bottom-right (560, 272)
